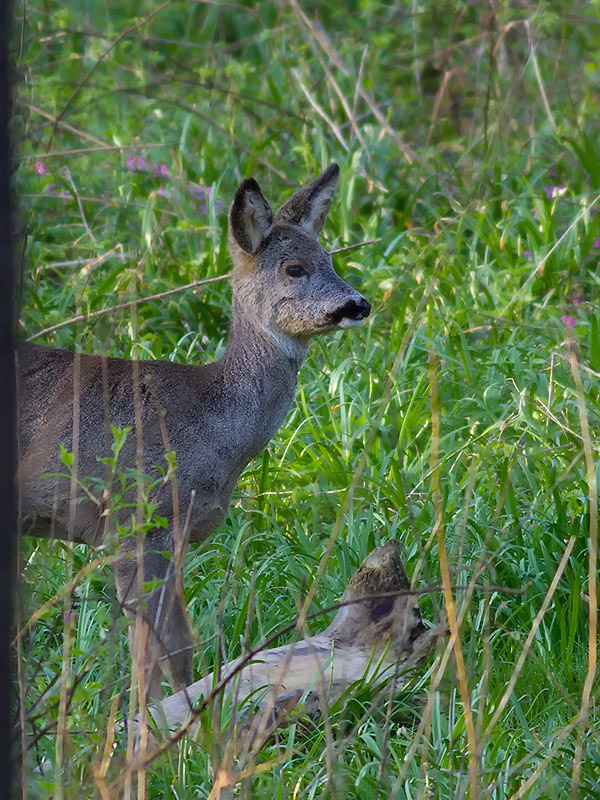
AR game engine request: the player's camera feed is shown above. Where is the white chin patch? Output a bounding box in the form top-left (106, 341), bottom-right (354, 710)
top-left (337, 317), bottom-right (363, 330)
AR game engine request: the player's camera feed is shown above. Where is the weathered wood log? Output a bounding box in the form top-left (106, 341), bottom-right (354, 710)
top-left (147, 540), bottom-right (442, 739)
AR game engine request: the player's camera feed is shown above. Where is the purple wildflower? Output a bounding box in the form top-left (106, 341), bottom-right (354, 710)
top-left (560, 315), bottom-right (576, 328)
top-left (593, 237), bottom-right (600, 248)
top-left (35, 160), bottom-right (48, 175)
top-left (543, 184), bottom-right (566, 200)
top-left (193, 184), bottom-right (224, 214)
top-left (152, 163), bottom-right (169, 178)
top-left (524, 250), bottom-right (531, 261)
top-left (533, 208), bottom-right (539, 221)
top-left (43, 183), bottom-right (70, 198)
top-left (127, 155), bottom-right (159, 172)
top-left (570, 289), bottom-right (583, 308)
top-left (64, 609), bottom-right (74, 623)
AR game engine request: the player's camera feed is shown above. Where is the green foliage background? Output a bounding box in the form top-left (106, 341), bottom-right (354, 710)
top-left (14, 0), bottom-right (600, 797)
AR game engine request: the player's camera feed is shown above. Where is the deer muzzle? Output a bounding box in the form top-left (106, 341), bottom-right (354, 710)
top-left (329, 296), bottom-right (371, 328)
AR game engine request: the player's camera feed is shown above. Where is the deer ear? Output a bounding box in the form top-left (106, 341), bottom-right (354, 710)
top-left (229, 178), bottom-right (274, 255)
top-left (275, 163), bottom-right (340, 237)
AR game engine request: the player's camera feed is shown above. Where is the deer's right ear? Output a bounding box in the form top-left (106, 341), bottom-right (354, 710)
top-left (228, 178), bottom-right (274, 255)
top-left (275, 163), bottom-right (340, 237)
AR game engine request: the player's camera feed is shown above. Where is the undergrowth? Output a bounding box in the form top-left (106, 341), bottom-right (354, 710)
top-left (13, 1), bottom-right (600, 798)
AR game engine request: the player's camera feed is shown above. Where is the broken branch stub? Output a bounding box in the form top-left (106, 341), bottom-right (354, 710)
top-left (150, 540), bottom-right (441, 738)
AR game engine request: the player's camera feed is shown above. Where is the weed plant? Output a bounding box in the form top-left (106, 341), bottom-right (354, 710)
top-left (13, 1), bottom-right (600, 798)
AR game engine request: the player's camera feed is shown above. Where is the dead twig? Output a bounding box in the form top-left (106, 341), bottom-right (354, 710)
top-left (287, 0), bottom-right (420, 166)
top-left (25, 274), bottom-right (231, 342)
top-left (25, 239), bottom-right (380, 342)
top-left (18, 101), bottom-right (108, 147)
top-left (45, 1), bottom-right (176, 150)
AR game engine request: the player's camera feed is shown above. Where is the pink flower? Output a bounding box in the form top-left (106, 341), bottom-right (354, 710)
top-left (35, 160), bottom-right (48, 174)
top-left (126, 155), bottom-right (148, 171)
top-left (43, 183), bottom-right (69, 198)
top-left (560, 315), bottom-right (576, 327)
top-left (152, 163), bottom-right (169, 177)
top-left (593, 237), bottom-right (600, 248)
top-left (193, 184), bottom-right (224, 214)
top-left (543, 184), bottom-right (566, 200)
top-left (524, 250), bottom-right (531, 261)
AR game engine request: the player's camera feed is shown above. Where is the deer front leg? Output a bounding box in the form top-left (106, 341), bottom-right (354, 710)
top-left (115, 534), bottom-right (193, 698)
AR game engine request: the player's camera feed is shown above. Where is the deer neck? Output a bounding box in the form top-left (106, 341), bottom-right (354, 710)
top-left (224, 297), bottom-right (308, 369)
top-left (217, 300), bottom-right (308, 448)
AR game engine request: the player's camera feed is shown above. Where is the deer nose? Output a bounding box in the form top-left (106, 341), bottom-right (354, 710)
top-left (341, 297), bottom-right (371, 320)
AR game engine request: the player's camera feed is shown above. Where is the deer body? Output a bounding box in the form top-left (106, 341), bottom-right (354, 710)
top-left (18, 164), bottom-right (370, 697)
top-left (19, 327), bottom-right (302, 546)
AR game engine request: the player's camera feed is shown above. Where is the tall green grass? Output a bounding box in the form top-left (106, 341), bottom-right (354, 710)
top-left (14, 1), bottom-right (600, 797)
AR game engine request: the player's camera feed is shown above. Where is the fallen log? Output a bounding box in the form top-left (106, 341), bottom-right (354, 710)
top-left (146, 540), bottom-right (442, 740)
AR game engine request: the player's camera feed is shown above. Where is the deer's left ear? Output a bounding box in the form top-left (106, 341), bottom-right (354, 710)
top-left (275, 163), bottom-right (340, 238)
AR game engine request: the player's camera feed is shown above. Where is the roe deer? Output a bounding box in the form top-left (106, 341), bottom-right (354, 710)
top-left (17, 163), bottom-right (370, 698)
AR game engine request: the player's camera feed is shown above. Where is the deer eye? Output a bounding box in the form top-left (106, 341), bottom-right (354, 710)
top-left (285, 264), bottom-right (306, 278)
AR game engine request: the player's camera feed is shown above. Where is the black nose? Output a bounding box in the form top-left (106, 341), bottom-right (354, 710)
top-left (340, 297), bottom-right (371, 321)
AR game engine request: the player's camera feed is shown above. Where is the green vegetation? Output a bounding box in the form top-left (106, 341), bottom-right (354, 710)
top-left (14, 1), bottom-right (600, 797)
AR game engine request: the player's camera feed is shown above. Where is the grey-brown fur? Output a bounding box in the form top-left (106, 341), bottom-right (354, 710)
top-left (18, 164), bottom-right (370, 697)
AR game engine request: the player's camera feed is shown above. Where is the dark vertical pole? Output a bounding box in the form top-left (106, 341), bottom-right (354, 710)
top-left (0, 0), bottom-right (15, 796)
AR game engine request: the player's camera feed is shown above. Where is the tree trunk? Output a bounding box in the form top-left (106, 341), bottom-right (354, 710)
top-left (147, 540), bottom-right (442, 741)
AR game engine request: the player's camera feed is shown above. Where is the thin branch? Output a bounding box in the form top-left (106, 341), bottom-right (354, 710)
top-left (25, 239), bottom-right (380, 341)
top-left (26, 273), bottom-right (231, 342)
top-left (287, 0), bottom-right (420, 166)
top-left (329, 237), bottom-right (380, 254)
top-left (18, 101), bottom-right (107, 147)
top-left (45, 1), bottom-right (176, 149)
top-left (148, 96), bottom-right (292, 183)
top-left (291, 68), bottom-right (349, 152)
top-left (17, 144), bottom-right (167, 162)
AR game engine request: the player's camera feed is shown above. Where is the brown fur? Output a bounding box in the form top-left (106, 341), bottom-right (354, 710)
top-left (18, 164), bottom-right (371, 697)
